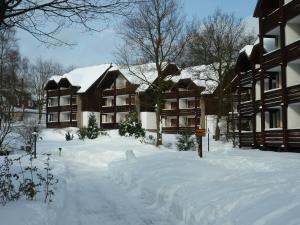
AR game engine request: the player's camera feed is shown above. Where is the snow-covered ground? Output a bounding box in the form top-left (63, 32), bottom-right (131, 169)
top-left (1, 129), bottom-right (300, 225)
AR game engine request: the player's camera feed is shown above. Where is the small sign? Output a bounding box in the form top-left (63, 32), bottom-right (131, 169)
top-left (195, 128), bottom-right (206, 137)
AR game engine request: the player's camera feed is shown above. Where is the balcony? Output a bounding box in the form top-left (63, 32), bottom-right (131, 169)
top-left (101, 123), bottom-right (118, 130)
top-left (240, 71), bottom-right (253, 87)
top-left (60, 105), bottom-right (77, 112)
top-left (264, 88), bottom-right (282, 108)
top-left (287, 84), bottom-right (300, 103)
top-left (284, 0), bottom-right (300, 22)
top-left (100, 105), bottom-right (135, 113)
top-left (179, 108), bottom-right (201, 115)
top-left (264, 129), bottom-right (283, 147)
top-left (261, 9), bottom-right (280, 34)
top-left (262, 49), bottom-right (281, 68)
top-left (285, 40), bottom-right (300, 62)
top-left (239, 101), bottom-right (254, 116)
top-left (162, 126), bottom-right (196, 134)
top-left (288, 129), bottom-right (300, 148)
top-left (239, 132), bottom-right (254, 147)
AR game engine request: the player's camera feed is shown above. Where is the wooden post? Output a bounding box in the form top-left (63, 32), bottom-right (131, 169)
top-left (195, 128), bottom-right (205, 158)
top-left (198, 137), bottom-right (203, 158)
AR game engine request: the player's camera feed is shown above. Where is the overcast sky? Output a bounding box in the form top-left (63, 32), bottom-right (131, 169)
top-left (16, 0), bottom-right (258, 69)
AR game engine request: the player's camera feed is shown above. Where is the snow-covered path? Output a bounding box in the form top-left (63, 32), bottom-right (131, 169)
top-left (1, 129), bottom-right (300, 225)
top-left (36, 130), bottom-right (176, 225)
top-left (55, 159), bottom-right (173, 225)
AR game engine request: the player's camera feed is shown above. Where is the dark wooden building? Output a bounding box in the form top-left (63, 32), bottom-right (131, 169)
top-left (234, 0), bottom-right (300, 151)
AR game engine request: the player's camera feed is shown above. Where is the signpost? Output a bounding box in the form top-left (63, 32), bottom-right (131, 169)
top-left (195, 128), bottom-right (206, 158)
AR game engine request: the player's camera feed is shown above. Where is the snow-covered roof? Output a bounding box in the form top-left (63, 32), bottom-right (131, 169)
top-left (115, 62), bottom-right (169, 92)
top-left (168, 65), bottom-right (218, 95)
top-left (239, 45), bottom-right (254, 57)
top-left (48, 64), bottom-right (116, 93)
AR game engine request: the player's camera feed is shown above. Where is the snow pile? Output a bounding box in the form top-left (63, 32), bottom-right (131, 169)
top-left (109, 138), bottom-right (300, 225)
top-left (1, 129), bottom-right (300, 225)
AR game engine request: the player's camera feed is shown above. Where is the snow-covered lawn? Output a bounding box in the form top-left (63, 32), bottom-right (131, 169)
top-left (1, 129), bottom-right (300, 225)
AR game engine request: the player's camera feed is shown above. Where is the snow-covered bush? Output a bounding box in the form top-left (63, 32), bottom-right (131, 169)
top-left (86, 113), bottom-right (99, 139)
top-left (0, 147), bottom-right (10, 156)
top-left (77, 127), bottom-right (88, 140)
top-left (15, 121), bottom-right (40, 152)
top-left (118, 112), bottom-right (145, 138)
top-left (65, 131), bottom-right (74, 141)
top-left (0, 154), bottom-right (59, 206)
top-left (176, 130), bottom-right (196, 151)
top-left (140, 134), bottom-right (156, 145)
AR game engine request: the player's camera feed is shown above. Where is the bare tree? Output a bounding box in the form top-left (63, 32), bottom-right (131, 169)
top-left (30, 58), bottom-right (64, 124)
top-left (0, 28), bottom-right (20, 148)
top-left (118, 0), bottom-right (187, 146)
top-left (0, 0), bottom-right (137, 45)
top-left (184, 10), bottom-right (256, 140)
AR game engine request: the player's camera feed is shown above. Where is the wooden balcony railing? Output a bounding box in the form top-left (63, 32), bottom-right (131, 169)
top-left (287, 84), bottom-right (300, 103)
top-left (284, 0), bottom-right (300, 21)
top-left (239, 132), bottom-right (254, 146)
top-left (162, 126), bottom-right (196, 134)
top-left (264, 129), bottom-right (283, 147)
top-left (264, 89), bottom-right (282, 108)
top-left (101, 105), bottom-right (135, 113)
top-left (101, 123), bottom-right (118, 129)
top-left (262, 49), bottom-right (281, 67)
top-left (285, 39), bottom-right (300, 62)
top-left (287, 129), bottom-right (300, 148)
top-left (239, 101), bottom-right (254, 116)
top-left (240, 71), bottom-right (252, 87)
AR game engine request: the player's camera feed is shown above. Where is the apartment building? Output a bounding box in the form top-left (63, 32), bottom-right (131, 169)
top-left (161, 66), bottom-right (218, 133)
top-left (45, 63), bottom-right (218, 133)
top-left (234, 0), bottom-right (300, 151)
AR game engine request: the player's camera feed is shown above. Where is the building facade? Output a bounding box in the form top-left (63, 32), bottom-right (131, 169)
top-left (234, 0), bottom-right (300, 151)
top-left (45, 63), bottom-right (218, 133)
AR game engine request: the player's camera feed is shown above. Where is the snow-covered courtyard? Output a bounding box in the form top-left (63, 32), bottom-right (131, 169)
top-left (1, 129), bottom-right (300, 225)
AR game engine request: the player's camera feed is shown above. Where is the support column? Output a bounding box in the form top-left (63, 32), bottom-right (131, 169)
top-left (279, 2), bottom-right (288, 151)
top-left (238, 72), bottom-right (242, 148)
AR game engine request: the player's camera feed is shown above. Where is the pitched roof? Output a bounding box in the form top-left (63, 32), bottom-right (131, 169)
top-left (48, 64), bottom-right (116, 93)
top-left (168, 65), bottom-right (218, 94)
top-left (115, 62), bottom-right (170, 92)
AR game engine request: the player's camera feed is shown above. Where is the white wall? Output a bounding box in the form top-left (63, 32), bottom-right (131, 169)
top-left (141, 112), bottom-right (157, 130)
top-left (288, 104), bottom-right (300, 129)
top-left (206, 115), bottom-right (217, 136)
top-left (82, 112), bottom-right (100, 127)
top-left (285, 0), bottom-right (293, 4)
top-left (256, 113), bottom-right (261, 132)
top-left (255, 81), bottom-right (261, 100)
top-left (286, 63), bottom-right (300, 87)
top-left (286, 23), bottom-right (300, 46)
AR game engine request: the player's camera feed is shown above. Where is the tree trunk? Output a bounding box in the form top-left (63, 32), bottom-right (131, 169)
top-left (156, 106), bottom-right (162, 146)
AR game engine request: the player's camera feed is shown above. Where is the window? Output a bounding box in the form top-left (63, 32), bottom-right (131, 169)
top-left (48, 98), bottom-right (58, 107)
top-left (171, 102), bottom-right (177, 110)
top-left (187, 118), bottom-right (195, 126)
top-left (116, 77), bottom-right (126, 89)
top-left (71, 113), bottom-right (77, 121)
top-left (171, 118), bottom-right (177, 127)
top-left (187, 100), bottom-right (195, 108)
top-left (269, 109), bottom-right (281, 128)
top-left (265, 72), bottom-right (280, 91)
top-left (49, 113), bottom-right (58, 122)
